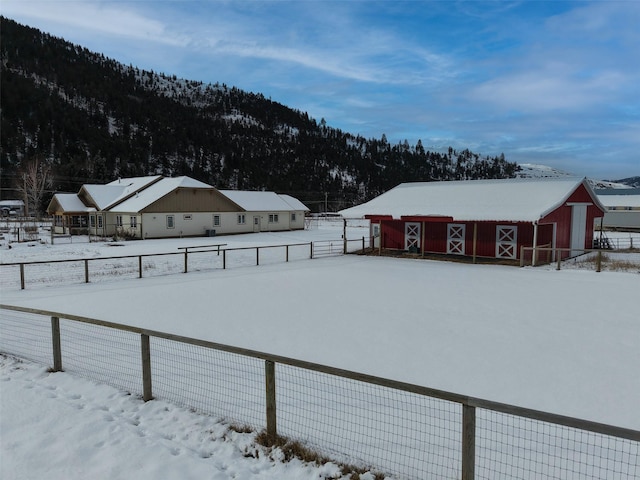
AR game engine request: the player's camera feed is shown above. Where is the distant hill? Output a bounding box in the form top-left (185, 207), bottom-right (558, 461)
top-left (515, 163), bottom-right (637, 190)
top-left (610, 176), bottom-right (640, 188)
top-left (0, 17), bottom-right (518, 213)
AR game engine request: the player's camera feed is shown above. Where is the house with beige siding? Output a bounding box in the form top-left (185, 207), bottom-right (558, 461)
top-left (47, 176), bottom-right (309, 239)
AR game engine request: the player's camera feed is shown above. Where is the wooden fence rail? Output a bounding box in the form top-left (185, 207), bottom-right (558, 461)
top-left (1, 238), bottom-right (369, 290)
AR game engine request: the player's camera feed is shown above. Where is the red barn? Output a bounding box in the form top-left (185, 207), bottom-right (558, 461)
top-left (340, 178), bottom-right (606, 262)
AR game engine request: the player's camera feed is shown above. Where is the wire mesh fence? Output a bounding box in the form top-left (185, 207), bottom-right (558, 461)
top-left (1, 305), bottom-right (638, 480)
top-left (149, 338), bottom-right (265, 429)
top-left (276, 363), bottom-right (462, 479)
top-left (476, 409), bottom-right (639, 480)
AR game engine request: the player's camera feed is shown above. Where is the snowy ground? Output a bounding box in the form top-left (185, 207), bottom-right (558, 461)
top-left (1, 223), bottom-right (639, 479)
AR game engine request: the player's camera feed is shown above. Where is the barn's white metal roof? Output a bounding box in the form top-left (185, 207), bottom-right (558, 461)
top-left (219, 190), bottom-right (309, 212)
top-left (340, 177), bottom-right (603, 222)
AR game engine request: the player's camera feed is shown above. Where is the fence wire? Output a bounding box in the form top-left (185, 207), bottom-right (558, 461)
top-left (0, 310), bottom-right (52, 365)
top-left (477, 409), bottom-right (639, 480)
top-left (1, 308), bottom-right (638, 480)
top-left (276, 363), bottom-right (461, 479)
top-left (149, 338), bottom-right (265, 429)
top-left (58, 320), bottom-right (143, 396)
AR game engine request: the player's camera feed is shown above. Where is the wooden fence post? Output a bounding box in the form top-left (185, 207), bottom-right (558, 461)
top-left (20, 263), bottom-right (25, 290)
top-left (51, 316), bottom-right (63, 372)
top-left (286, 245), bottom-right (289, 262)
top-left (223, 249), bottom-right (227, 269)
top-left (141, 334), bottom-right (153, 401)
top-left (256, 247), bottom-right (260, 266)
top-left (265, 360), bottom-right (277, 441)
top-left (310, 242), bottom-right (314, 259)
top-left (139, 256), bottom-right (143, 278)
top-left (84, 259), bottom-right (89, 283)
top-left (462, 404), bottom-right (476, 480)
top-left (184, 251), bottom-right (188, 273)
top-left (596, 250), bottom-right (602, 273)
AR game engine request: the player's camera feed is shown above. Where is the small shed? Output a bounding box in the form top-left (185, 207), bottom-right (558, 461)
top-left (595, 189), bottom-right (640, 232)
top-left (340, 178), bottom-right (606, 261)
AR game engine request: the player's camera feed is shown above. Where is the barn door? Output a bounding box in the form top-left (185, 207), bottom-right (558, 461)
top-left (570, 204), bottom-right (587, 256)
top-left (447, 224), bottom-right (465, 255)
top-left (496, 226), bottom-right (517, 259)
top-left (404, 222), bottom-right (421, 251)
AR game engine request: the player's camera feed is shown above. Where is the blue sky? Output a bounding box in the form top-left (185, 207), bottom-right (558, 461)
top-left (2, 1), bottom-right (639, 180)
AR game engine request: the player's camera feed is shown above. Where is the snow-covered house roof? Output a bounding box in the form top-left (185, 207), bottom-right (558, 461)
top-left (340, 177), bottom-right (604, 222)
top-left (218, 190), bottom-right (309, 212)
top-left (109, 176), bottom-right (213, 212)
top-left (50, 193), bottom-right (96, 213)
top-left (81, 176), bottom-right (163, 210)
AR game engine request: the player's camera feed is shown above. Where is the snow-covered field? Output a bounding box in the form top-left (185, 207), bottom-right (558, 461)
top-left (1, 223), bottom-right (639, 479)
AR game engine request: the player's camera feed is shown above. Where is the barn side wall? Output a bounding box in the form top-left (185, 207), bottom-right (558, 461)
top-left (380, 219), bottom-right (540, 259)
top-left (541, 183), bottom-right (605, 256)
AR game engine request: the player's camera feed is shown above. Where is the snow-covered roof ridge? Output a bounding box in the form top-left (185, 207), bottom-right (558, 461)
top-left (109, 176), bottom-right (214, 213)
top-left (219, 190), bottom-right (309, 212)
top-left (340, 177), bottom-right (602, 222)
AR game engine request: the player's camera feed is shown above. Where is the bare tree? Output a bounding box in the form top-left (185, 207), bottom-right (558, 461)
top-left (15, 156), bottom-right (53, 218)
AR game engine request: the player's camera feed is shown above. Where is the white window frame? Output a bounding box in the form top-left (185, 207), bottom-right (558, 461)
top-left (291, 212), bottom-right (296, 222)
top-left (116, 215), bottom-right (123, 227)
top-left (269, 213), bottom-right (279, 223)
top-left (213, 215), bottom-right (221, 226)
top-left (237, 214), bottom-right (246, 225)
top-left (97, 215), bottom-right (103, 229)
top-left (130, 216), bottom-right (137, 228)
top-left (167, 215), bottom-right (175, 229)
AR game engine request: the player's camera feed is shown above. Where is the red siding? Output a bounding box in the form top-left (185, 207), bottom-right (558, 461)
top-left (374, 182), bottom-right (604, 260)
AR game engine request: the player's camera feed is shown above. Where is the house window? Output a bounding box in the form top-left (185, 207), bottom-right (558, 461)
top-left (167, 215), bottom-right (175, 229)
top-left (238, 214), bottom-right (246, 224)
top-left (213, 215), bottom-right (221, 226)
top-left (130, 216), bottom-right (137, 228)
top-left (291, 213), bottom-right (296, 222)
top-left (97, 216), bottom-right (103, 228)
top-left (90, 216), bottom-right (95, 227)
top-left (183, 214), bottom-right (192, 220)
top-left (116, 215), bottom-right (123, 227)
top-left (269, 214), bottom-right (279, 223)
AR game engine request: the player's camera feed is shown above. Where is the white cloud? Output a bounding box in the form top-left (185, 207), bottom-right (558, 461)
top-left (1, 0), bottom-right (188, 46)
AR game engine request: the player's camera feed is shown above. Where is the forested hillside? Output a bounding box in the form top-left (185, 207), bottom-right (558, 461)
top-left (1, 17), bottom-right (518, 212)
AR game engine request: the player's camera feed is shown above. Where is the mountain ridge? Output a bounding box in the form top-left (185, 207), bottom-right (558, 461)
top-left (1, 17), bottom-right (519, 212)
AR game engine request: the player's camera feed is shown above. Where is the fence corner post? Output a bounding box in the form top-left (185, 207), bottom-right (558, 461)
top-left (84, 259), bottom-right (89, 283)
top-left (265, 360), bottom-right (277, 441)
top-left (51, 316), bottom-right (63, 372)
top-left (462, 404), bottom-right (476, 480)
top-left (141, 334), bottom-right (153, 401)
